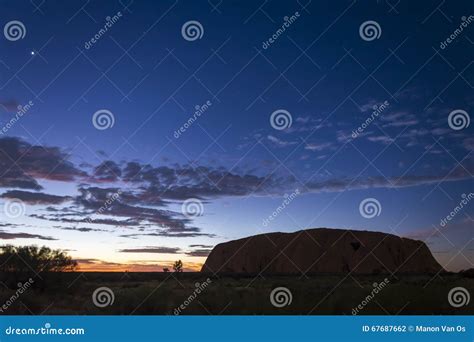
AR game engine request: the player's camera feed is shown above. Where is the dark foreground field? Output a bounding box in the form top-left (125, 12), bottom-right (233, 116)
top-left (0, 272), bottom-right (472, 315)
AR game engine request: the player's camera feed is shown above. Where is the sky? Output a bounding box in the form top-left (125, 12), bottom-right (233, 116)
top-left (0, 0), bottom-right (472, 272)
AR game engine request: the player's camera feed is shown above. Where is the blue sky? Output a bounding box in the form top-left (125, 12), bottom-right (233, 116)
top-left (0, 0), bottom-right (472, 271)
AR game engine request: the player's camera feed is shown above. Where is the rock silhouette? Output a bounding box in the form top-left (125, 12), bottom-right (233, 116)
top-left (201, 228), bottom-right (444, 274)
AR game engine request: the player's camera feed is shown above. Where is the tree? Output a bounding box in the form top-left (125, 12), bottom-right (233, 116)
top-left (173, 260), bottom-right (183, 273)
top-left (163, 267), bottom-right (170, 273)
top-left (0, 245), bottom-right (77, 273)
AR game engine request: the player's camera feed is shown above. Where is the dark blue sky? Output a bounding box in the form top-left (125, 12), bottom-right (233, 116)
top-left (0, 0), bottom-right (472, 271)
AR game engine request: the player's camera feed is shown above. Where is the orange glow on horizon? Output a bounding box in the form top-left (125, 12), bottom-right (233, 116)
top-left (76, 260), bottom-right (203, 272)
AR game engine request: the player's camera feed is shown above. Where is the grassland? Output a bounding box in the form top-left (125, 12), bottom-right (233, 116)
top-left (0, 272), bottom-right (472, 315)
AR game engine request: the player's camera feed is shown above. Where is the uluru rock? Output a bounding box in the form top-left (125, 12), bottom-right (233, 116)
top-left (201, 228), bottom-right (444, 274)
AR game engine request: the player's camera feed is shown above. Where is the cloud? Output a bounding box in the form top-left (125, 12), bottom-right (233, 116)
top-left (121, 162), bottom-right (283, 200)
top-left (30, 213), bottom-right (142, 227)
top-left (92, 161), bottom-right (122, 182)
top-left (186, 248), bottom-right (213, 257)
top-left (0, 190), bottom-right (71, 204)
top-left (267, 135), bottom-right (297, 147)
top-left (305, 142), bottom-right (333, 151)
top-left (367, 135), bottom-right (394, 144)
top-left (0, 230), bottom-right (56, 240)
top-left (29, 185), bottom-right (211, 237)
top-left (75, 186), bottom-right (193, 232)
top-left (380, 111), bottom-right (408, 122)
top-left (0, 137), bottom-right (85, 189)
top-left (378, 111), bottom-right (418, 128)
top-left (54, 226), bottom-right (106, 232)
top-left (358, 99), bottom-right (379, 113)
top-left (0, 100), bottom-right (20, 112)
top-left (119, 231), bottom-right (216, 238)
top-left (295, 116), bottom-right (310, 123)
top-left (383, 119), bottom-right (418, 127)
top-left (189, 244), bottom-right (214, 248)
top-left (0, 137), bottom-right (284, 201)
top-left (118, 247), bottom-right (181, 254)
top-left (3, 136), bottom-right (469, 241)
top-left (186, 244), bottom-right (214, 257)
top-left (305, 163), bottom-right (473, 193)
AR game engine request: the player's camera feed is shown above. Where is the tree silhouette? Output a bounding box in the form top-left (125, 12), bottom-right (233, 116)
top-left (173, 260), bottom-right (183, 273)
top-left (163, 267), bottom-right (170, 273)
top-left (0, 245), bottom-right (77, 273)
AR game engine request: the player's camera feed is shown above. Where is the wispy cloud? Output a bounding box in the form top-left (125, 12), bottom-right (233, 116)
top-left (118, 247), bottom-right (181, 254)
top-left (266, 135), bottom-right (297, 147)
top-left (304, 142), bottom-right (333, 151)
top-left (0, 230), bottom-right (56, 240)
top-left (0, 137), bottom-right (85, 190)
top-left (0, 190), bottom-right (71, 204)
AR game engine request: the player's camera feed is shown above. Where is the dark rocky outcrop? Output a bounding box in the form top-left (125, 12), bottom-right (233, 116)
top-left (201, 228), bottom-right (444, 274)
